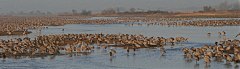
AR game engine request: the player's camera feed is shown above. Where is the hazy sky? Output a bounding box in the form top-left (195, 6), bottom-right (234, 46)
top-left (0, 0), bottom-right (237, 13)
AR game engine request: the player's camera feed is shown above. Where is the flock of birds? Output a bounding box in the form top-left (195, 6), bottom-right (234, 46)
top-left (182, 32), bottom-right (240, 66)
top-left (0, 33), bottom-right (188, 58)
top-left (0, 16), bottom-right (240, 36)
top-left (0, 15), bottom-right (240, 68)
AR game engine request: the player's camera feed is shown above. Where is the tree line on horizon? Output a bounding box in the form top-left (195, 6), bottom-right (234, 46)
top-left (1, 1), bottom-right (239, 16)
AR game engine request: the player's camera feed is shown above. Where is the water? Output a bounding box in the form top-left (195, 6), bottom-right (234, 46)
top-left (0, 18), bottom-right (240, 69)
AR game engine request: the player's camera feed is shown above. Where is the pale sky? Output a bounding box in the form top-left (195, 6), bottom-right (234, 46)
top-left (0, 0), bottom-right (237, 13)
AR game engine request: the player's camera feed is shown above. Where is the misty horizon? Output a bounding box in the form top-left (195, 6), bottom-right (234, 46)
top-left (0, 0), bottom-right (239, 13)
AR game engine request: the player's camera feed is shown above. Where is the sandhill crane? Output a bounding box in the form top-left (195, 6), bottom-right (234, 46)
top-left (235, 33), bottom-right (240, 38)
top-left (204, 55), bottom-right (211, 66)
top-left (109, 49), bottom-right (116, 57)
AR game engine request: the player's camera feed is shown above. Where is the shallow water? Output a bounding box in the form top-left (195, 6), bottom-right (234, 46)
top-left (0, 18), bottom-right (240, 69)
